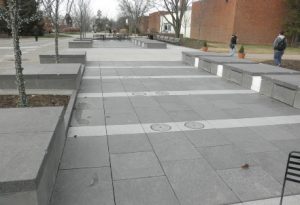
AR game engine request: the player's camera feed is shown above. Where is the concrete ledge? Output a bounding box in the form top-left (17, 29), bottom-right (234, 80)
top-left (73, 38), bottom-right (93, 42)
top-left (132, 38), bottom-right (167, 49)
top-left (181, 51), bottom-right (228, 67)
top-left (223, 63), bottom-right (300, 91)
top-left (0, 64), bottom-right (83, 90)
top-left (260, 75), bottom-right (300, 108)
top-left (68, 41), bottom-right (93, 48)
top-left (198, 56), bottom-right (256, 75)
top-left (0, 107), bottom-right (65, 205)
top-left (39, 51), bottom-right (86, 64)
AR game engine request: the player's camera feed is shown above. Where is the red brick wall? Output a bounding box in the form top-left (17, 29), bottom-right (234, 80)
top-left (190, 1), bottom-right (201, 39)
top-left (191, 0), bottom-right (287, 45)
top-left (148, 12), bottom-right (161, 33)
top-left (0, 0), bottom-right (5, 7)
top-left (198, 0), bottom-right (237, 43)
top-left (234, 0), bottom-right (286, 44)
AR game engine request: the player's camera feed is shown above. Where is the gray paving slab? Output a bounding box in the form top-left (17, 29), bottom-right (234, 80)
top-left (162, 159), bottom-right (240, 205)
top-left (135, 107), bottom-right (173, 123)
top-left (114, 176), bottom-right (180, 205)
top-left (250, 125), bottom-right (299, 141)
top-left (79, 79), bottom-right (101, 93)
top-left (105, 112), bottom-right (140, 125)
top-left (270, 139), bottom-right (300, 154)
top-left (217, 167), bottom-right (283, 202)
top-left (198, 145), bottom-right (255, 170)
top-left (250, 151), bottom-right (300, 194)
top-left (70, 109), bottom-right (105, 126)
top-left (50, 168), bottom-right (114, 205)
top-left (185, 129), bottom-right (232, 147)
top-left (148, 132), bottom-right (202, 162)
top-left (60, 136), bottom-right (109, 169)
top-left (167, 110), bottom-right (203, 121)
top-left (99, 61), bottom-right (187, 67)
top-left (75, 97), bottom-right (103, 110)
top-left (221, 128), bottom-right (280, 153)
top-left (111, 152), bottom-right (164, 180)
top-left (108, 134), bottom-right (152, 154)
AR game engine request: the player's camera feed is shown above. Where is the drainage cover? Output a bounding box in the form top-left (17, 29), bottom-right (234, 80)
top-left (184, 121), bottom-right (205, 129)
top-left (150, 123), bottom-right (172, 132)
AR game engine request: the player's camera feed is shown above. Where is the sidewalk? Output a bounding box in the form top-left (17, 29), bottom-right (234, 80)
top-left (47, 40), bottom-right (300, 205)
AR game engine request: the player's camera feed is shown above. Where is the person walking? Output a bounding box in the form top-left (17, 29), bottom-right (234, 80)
top-left (229, 34), bottom-right (238, 57)
top-left (33, 25), bottom-right (39, 42)
top-left (273, 31), bottom-right (287, 66)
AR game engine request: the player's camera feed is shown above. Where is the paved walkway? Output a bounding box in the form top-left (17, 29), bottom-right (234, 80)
top-left (40, 40), bottom-right (300, 205)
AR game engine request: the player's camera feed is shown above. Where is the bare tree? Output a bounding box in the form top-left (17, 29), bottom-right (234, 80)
top-left (40, 0), bottom-right (64, 63)
top-left (0, 0), bottom-right (40, 107)
top-left (72, 0), bottom-right (92, 39)
top-left (118, 0), bottom-right (153, 34)
top-left (155, 0), bottom-right (192, 38)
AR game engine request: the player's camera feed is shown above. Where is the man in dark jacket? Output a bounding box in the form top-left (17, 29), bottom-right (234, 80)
top-left (33, 25), bottom-right (39, 42)
top-left (229, 34), bottom-right (237, 57)
top-left (273, 31), bottom-right (287, 66)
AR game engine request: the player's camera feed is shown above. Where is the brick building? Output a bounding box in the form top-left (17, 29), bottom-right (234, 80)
top-left (0, 0), bottom-right (5, 7)
top-left (191, 0), bottom-right (287, 45)
top-left (138, 16), bottom-right (149, 34)
top-left (148, 11), bottom-right (168, 33)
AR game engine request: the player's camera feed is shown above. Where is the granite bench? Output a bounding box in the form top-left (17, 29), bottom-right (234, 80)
top-left (182, 51), bottom-right (229, 67)
top-left (260, 74), bottom-right (300, 108)
top-left (223, 63), bottom-right (300, 92)
top-left (68, 40), bottom-right (93, 48)
top-left (132, 38), bottom-right (167, 49)
top-left (0, 107), bottom-right (65, 205)
top-left (0, 64), bottom-right (83, 90)
top-left (39, 51), bottom-right (86, 64)
top-left (198, 56), bottom-right (256, 76)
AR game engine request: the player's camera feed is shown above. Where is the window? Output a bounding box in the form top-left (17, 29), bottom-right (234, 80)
top-left (163, 23), bottom-right (171, 32)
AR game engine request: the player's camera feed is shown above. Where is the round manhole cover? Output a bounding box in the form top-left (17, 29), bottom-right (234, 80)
top-left (184, 121), bottom-right (205, 129)
top-left (150, 123), bottom-right (172, 132)
top-left (155, 91), bottom-right (169, 96)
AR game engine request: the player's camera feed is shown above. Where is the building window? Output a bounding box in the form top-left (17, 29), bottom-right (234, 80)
top-left (163, 23), bottom-right (171, 32)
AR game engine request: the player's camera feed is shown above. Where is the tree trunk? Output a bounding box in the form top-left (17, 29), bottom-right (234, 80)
top-left (9, 0), bottom-right (28, 107)
top-left (54, 0), bottom-right (59, 63)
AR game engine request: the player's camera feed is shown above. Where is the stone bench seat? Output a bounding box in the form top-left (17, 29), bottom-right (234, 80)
top-left (39, 51), bottom-right (86, 64)
top-left (198, 56), bottom-right (256, 75)
top-left (260, 74), bottom-right (300, 108)
top-left (182, 51), bottom-right (229, 67)
top-left (69, 40), bottom-right (93, 48)
top-left (0, 64), bottom-right (82, 90)
top-left (0, 107), bottom-right (65, 205)
top-left (223, 63), bottom-right (300, 91)
top-left (131, 38), bottom-right (167, 49)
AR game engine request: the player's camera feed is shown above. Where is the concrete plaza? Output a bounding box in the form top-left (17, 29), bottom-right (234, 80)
top-left (1, 37), bottom-right (300, 205)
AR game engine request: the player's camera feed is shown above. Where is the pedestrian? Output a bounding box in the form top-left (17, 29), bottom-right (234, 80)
top-left (33, 25), bottom-right (39, 42)
top-left (273, 31), bottom-right (287, 67)
top-left (229, 34), bottom-right (238, 57)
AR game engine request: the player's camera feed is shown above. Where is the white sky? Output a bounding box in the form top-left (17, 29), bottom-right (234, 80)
top-left (88, 0), bottom-right (119, 20)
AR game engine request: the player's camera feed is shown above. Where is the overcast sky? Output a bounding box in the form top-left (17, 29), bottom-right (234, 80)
top-left (89, 0), bottom-right (119, 20)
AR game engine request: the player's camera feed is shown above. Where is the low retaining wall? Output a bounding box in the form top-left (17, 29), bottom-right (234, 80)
top-left (260, 75), bottom-right (300, 109)
top-left (68, 41), bottom-right (93, 48)
top-left (182, 51), bottom-right (229, 67)
top-left (39, 51), bottom-right (86, 64)
top-left (0, 64), bottom-right (83, 90)
top-left (223, 63), bottom-right (300, 92)
top-left (131, 38), bottom-right (167, 49)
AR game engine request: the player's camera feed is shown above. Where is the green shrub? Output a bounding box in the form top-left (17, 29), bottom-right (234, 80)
top-left (239, 45), bottom-right (245, 53)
